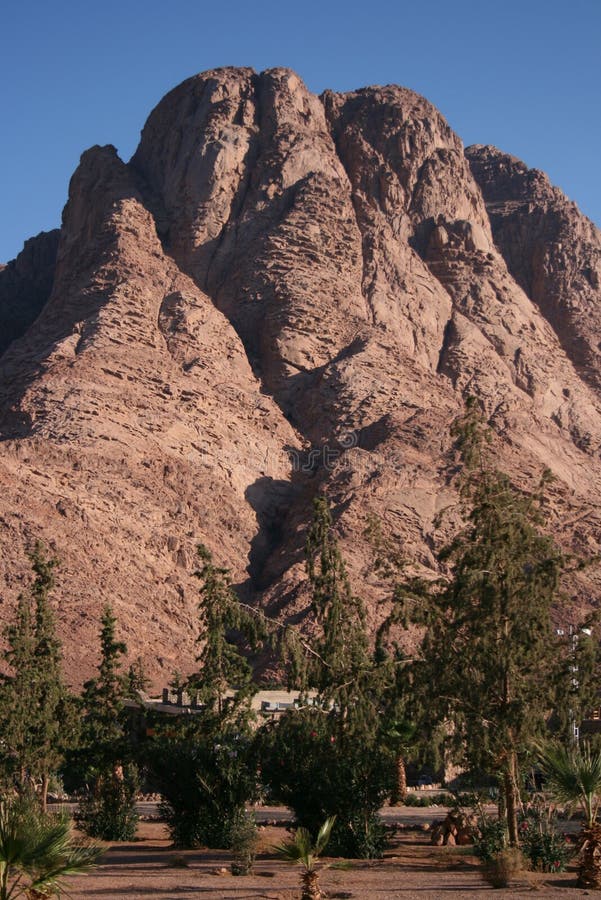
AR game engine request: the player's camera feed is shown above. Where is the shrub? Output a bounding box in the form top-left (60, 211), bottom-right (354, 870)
top-left (77, 765), bottom-right (139, 841)
top-left (258, 708), bottom-right (393, 858)
top-left (230, 811), bottom-right (258, 875)
top-left (146, 719), bottom-right (257, 849)
top-left (403, 794), bottom-right (432, 807)
top-left (472, 817), bottom-right (507, 863)
top-left (482, 847), bottom-right (525, 889)
top-left (518, 808), bottom-right (572, 873)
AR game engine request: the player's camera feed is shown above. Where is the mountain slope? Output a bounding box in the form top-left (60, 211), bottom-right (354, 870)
top-left (1, 68), bottom-right (600, 683)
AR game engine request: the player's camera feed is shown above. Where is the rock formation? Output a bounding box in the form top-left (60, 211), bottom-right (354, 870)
top-left (1, 68), bottom-right (600, 684)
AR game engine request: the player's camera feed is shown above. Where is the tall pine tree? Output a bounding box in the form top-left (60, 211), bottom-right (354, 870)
top-left (399, 401), bottom-right (565, 845)
top-left (78, 605), bottom-right (138, 840)
top-left (304, 495), bottom-right (372, 713)
top-left (188, 544), bottom-right (264, 719)
top-left (81, 605), bottom-right (129, 771)
top-left (0, 543), bottom-right (70, 809)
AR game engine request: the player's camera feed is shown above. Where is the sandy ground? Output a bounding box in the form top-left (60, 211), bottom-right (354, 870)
top-left (65, 807), bottom-right (590, 900)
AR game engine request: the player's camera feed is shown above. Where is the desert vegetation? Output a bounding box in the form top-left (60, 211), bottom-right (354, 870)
top-left (1, 402), bottom-right (600, 894)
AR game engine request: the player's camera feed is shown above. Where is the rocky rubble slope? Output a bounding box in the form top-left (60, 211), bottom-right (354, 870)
top-left (1, 67), bottom-right (600, 684)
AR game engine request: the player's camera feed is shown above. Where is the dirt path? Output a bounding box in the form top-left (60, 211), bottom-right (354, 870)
top-left (66, 815), bottom-right (590, 900)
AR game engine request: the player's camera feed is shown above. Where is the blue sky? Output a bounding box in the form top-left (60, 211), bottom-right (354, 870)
top-left (2, 0), bottom-right (599, 262)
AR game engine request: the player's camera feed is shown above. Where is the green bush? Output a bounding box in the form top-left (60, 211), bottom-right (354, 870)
top-left (230, 811), bottom-right (258, 875)
top-left (473, 817), bottom-right (507, 864)
top-left (258, 708), bottom-right (393, 858)
top-left (146, 720), bottom-right (257, 849)
top-left (519, 809), bottom-right (572, 873)
top-left (403, 794), bottom-right (432, 807)
top-left (77, 765), bottom-right (139, 841)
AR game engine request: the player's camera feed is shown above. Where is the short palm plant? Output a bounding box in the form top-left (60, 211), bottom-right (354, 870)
top-left (0, 796), bottom-right (102, 900)
top-left (537, 741), bottom-right (601, 888)
top-left (273, 816), bottom-right (335, 900)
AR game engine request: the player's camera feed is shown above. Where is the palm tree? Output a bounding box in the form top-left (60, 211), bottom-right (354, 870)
top-left (0, 797), bottom-right (101, 900)
top-left (537, 742), bottom-right (601, 888)
top-left (273, 816), bottom-right (335, 900)
top-left (385, 720), bottom-right (417, 805)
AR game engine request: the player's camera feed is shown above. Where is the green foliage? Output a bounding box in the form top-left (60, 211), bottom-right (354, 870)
top-left (472, 817), bottom-right (508, 863)
top-left (76, 606), bottom-right (138, 841)
top-left (0, 544), bottom-right (73, 805)
top-left (146, 717), bottom-right (257, 849)
top-left (0, 793), bottom-right (101, 900)
top-left (188, 544), bottom-right (264, 717)
top-left (552, 622), bottom-right (601, 742)
top-left (80, 606), bottom-right (129, 770)
top-left (273, 815), bottom-right (336, 869)
top-left (258, 496), bottom-right (395, 858)
top-left (518, 807), bottom-right (571, 873)
top-left (395, 401), bottom-right (566, 844)
top-left (229, 811), bottom-right (258, 875)
top-left (303, 497), bottom-right (370, 706)
top-left (258, 708), bottom-right (392, 858)
top-left (402, 792), bottom-right (452, 807)
top-left (273, 820), bottom-right (335, 900)
top-left (537, 741), bottom-right (601, 827)
top-left (77, 766), bottom-right (139, 841)
top-left (126, 656), bottom-right (150, 697)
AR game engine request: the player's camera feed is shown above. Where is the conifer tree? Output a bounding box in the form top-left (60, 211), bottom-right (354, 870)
top-left (0, 544), bottom-right (70, 809)
top-left (78, 605), bottom-right (138, 840)
top-left (146, 545), bottom-right (264, 849)
top-left (81, 605), bottom-right (129, 770)
top-left (398, 400), bottom-right (565, 845)
top-left (188, 544), bottom-right (263, 718)
top-left (258, 496), bottom-right (394, 857)
top-left (304, 495), bottom-right (371, 713)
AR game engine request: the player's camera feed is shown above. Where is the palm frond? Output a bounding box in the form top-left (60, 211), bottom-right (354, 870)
top-left (315, 816), bottom-right (336, 856)
top-left (273, 818), bottom-right (335, 872)
top-left (538, 741), bottom-right (601, 826)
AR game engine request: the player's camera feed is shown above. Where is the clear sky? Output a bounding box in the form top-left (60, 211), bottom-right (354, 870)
top-left (1, 0), bottom-right (600, 262)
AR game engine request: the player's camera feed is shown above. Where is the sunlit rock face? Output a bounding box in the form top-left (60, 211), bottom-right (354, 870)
top-left (1, 68), bottom-right (600, 684)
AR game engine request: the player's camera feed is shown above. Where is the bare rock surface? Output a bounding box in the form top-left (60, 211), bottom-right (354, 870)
top-left (1, 68), bottom-right (601, 683)
top-left (0, 230), bottom-right (59, 355)
top-left (467, 144), bottom-right (601, 392)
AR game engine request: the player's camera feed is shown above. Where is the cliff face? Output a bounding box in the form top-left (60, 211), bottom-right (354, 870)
top-left (466, 145), bottom-right (601, 394)
top-left (1, 68), bottom-right (600, 683)
top-left (0, 230), bottom-right (59, 355)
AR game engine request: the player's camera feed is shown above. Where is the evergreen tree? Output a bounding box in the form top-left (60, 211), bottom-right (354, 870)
top-left (188, 544), bottom-right (264, 718)
top-left (259, 496), bottom-right (394, 858)
top-left (78, 606), bottom-right (138, 841)
top-left (552, 621), bottom-right (601, 743)
top-left (145, 545), bottom-right (264, 849)
top-left (397, 401), bottom-right (565, 845)
top-left (0, 544), bottom-right (71, 809)
top-left (81, 605), bottom-right (129, 769)
top-left (304, 495), bottom-right (371, 711)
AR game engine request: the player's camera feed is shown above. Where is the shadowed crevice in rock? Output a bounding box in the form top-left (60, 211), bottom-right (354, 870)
top-left (244, 476), bottom-right (298, 590)
top-left (3, 68), bottom-right (601, 683)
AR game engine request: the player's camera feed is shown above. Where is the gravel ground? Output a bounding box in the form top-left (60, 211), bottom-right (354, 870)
top-left (63, 806), bottom-right (590, 899)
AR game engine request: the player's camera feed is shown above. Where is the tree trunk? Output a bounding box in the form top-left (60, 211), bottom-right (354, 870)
top-left (390, 753), bottom-right (408, 805)
top-left (578, 823), bottom-right (601, 889)
top-left (301, 869), bottom-right (323, 900)
top-left (41, 772), bottom-right (49, 813)
top-left (504, 751), bottom-right (519, 847)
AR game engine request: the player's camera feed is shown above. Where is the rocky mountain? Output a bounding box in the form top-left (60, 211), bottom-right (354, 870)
top-left (1, 67), bottom-right (600, 685)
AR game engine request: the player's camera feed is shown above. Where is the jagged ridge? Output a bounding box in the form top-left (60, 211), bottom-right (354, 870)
top-left (1, 68), bottom-right (600, 684)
